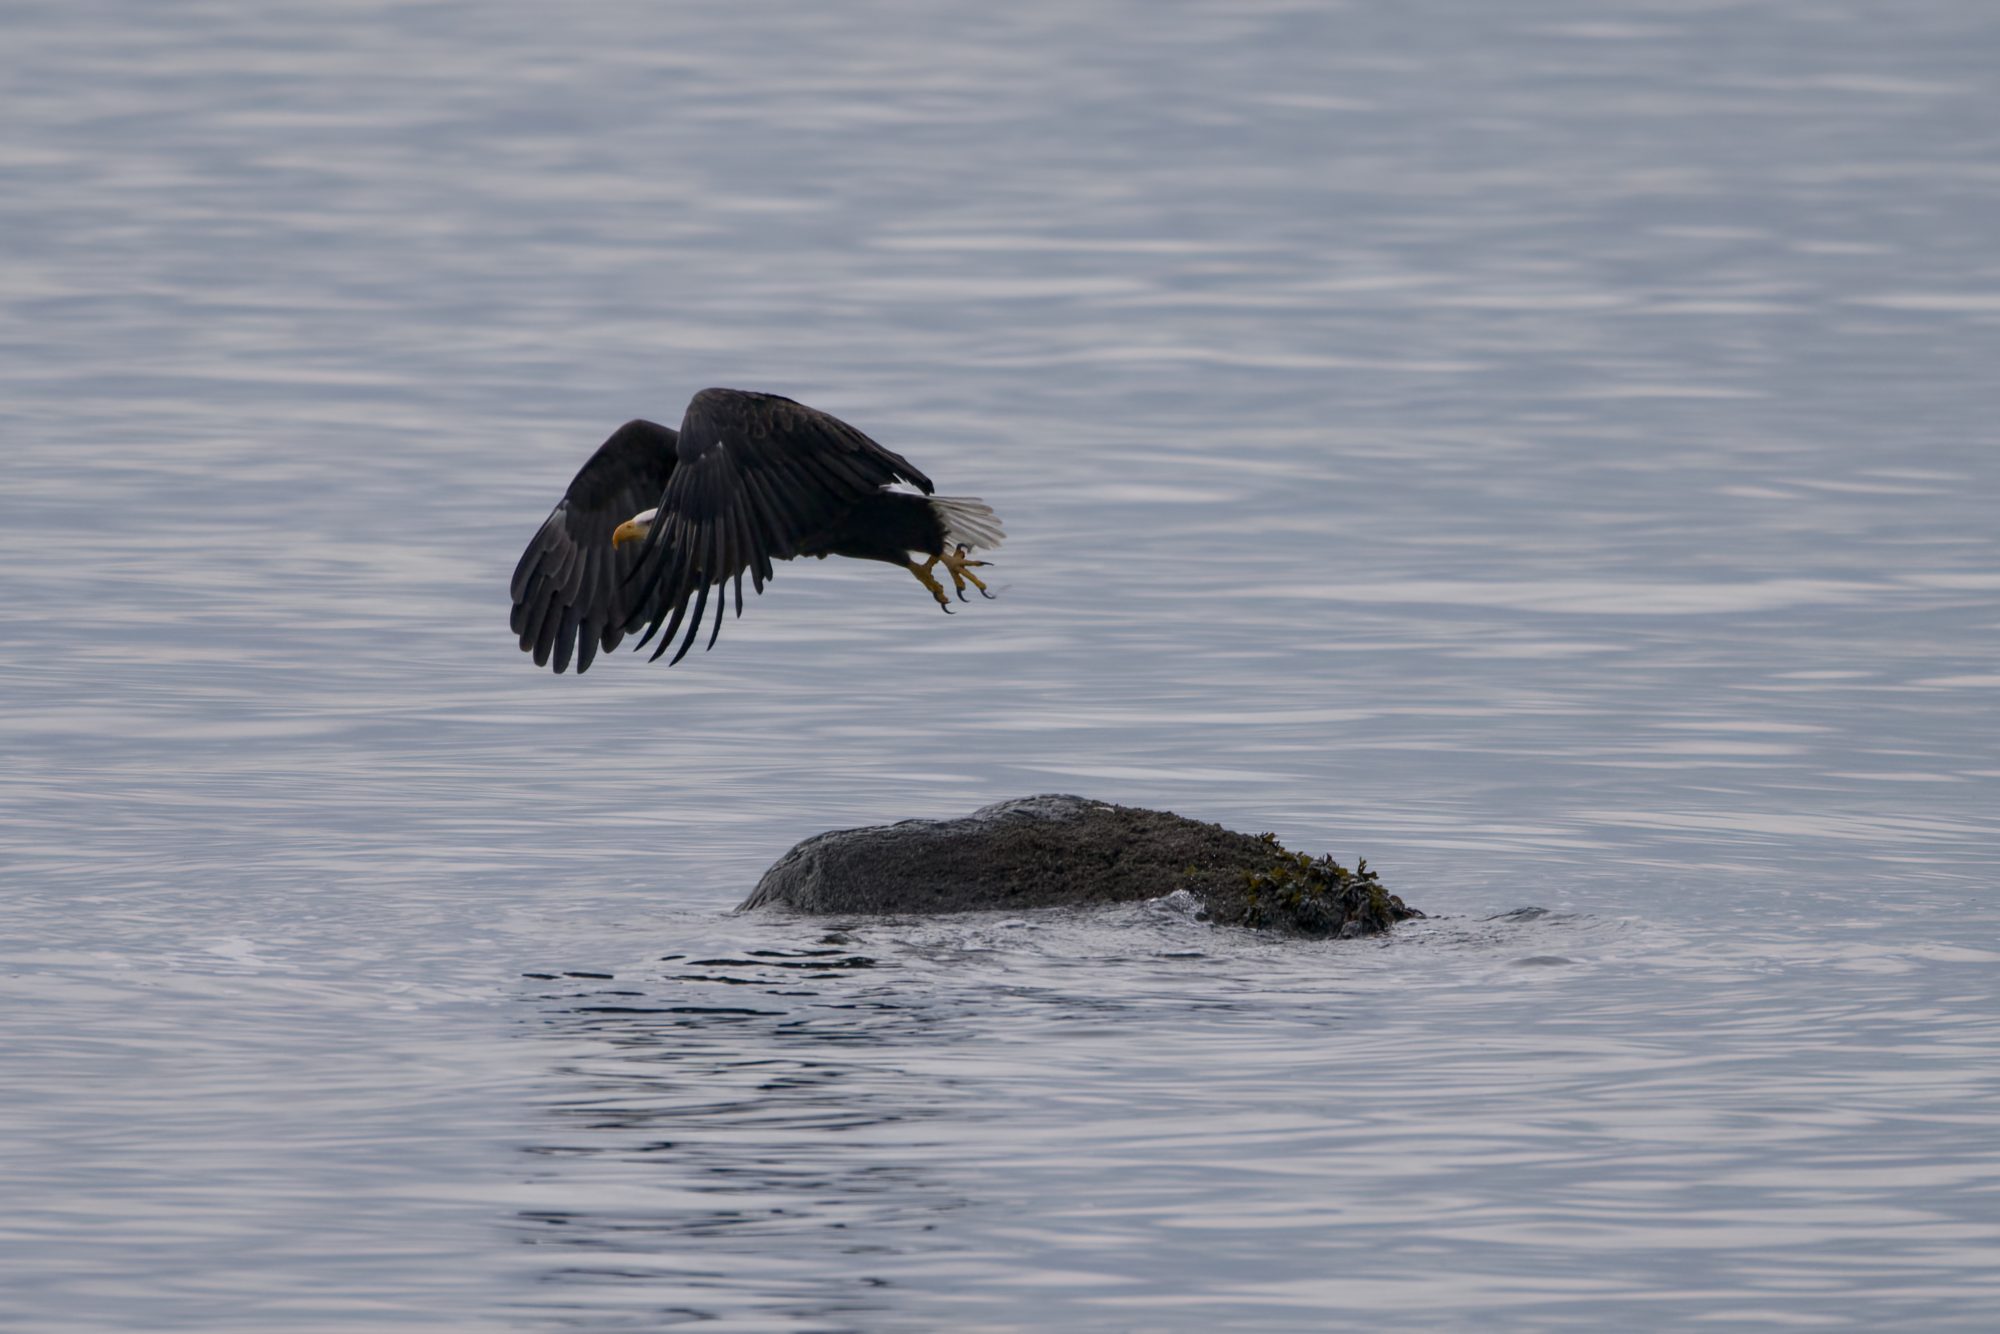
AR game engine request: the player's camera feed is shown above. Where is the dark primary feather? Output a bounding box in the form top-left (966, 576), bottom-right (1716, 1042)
top-left (624, 388), bottom-right (934, 664)
top-left (509, 419), bottom-right (678, 673)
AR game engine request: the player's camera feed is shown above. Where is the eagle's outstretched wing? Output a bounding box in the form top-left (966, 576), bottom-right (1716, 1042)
top-left (509, 419), bottom-right (678, 673)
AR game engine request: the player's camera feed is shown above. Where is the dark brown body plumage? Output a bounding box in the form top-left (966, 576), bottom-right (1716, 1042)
top-left (801, 490), bottom-right (947, 567)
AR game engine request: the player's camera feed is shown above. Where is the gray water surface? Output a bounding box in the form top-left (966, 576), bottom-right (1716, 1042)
top-left (5, 1), bottom-right (2000, 1329)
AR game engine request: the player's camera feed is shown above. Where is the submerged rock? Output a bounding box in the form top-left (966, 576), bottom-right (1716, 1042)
top-left (739, 794), bottom-right (1420, 937)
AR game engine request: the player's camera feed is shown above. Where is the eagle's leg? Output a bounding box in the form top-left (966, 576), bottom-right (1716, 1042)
top-left (939, 545), bottom-right (993, 600)
top-left (906, 557), bottom-right (955, 613)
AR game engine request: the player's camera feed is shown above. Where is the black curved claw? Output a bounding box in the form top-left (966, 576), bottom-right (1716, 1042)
top-left (979, 586), bottom-right (996, 600)
top-left (940, 601), bottom-right (955, 615)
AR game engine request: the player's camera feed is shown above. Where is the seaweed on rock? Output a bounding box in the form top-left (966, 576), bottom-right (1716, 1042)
top-left (1211, 835), bottom-right (1417, 938)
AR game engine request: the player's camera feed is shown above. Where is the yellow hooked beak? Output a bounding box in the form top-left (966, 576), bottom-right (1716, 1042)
top-left (611, 519), bottom-right (647, 550)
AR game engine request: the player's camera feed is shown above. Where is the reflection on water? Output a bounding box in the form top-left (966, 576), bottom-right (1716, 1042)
top-left (4, 0), bottom-right (1999, 1329)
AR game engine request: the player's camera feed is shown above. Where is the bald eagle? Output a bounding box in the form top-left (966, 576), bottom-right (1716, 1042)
top-left (509, 388), bottom-right (1005, 673)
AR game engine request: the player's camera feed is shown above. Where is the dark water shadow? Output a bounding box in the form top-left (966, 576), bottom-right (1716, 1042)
top-left (509, 925), bottom-right (993, 1331)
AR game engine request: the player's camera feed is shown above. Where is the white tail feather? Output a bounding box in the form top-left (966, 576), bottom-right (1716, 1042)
top-left (929, 496), bottom-right (1006, 552)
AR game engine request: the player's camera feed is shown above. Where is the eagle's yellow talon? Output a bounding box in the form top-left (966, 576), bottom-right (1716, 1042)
top-left (908, 546), bottom-right (992, 611)
top-left (909, 556), bottom-right (955, 612)
top-left (940, 545), bottom-right (994, 600)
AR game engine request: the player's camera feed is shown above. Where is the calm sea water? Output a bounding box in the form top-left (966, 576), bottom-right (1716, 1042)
top-left (5, 2), bottom-right (1999, 1329)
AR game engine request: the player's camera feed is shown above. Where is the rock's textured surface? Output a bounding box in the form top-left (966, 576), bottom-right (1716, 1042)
top-left (740, 794), bottom-right (1420, 936)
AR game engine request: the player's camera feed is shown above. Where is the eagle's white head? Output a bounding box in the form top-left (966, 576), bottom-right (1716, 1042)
top-left (611, 507), bottom-right (658, 550)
